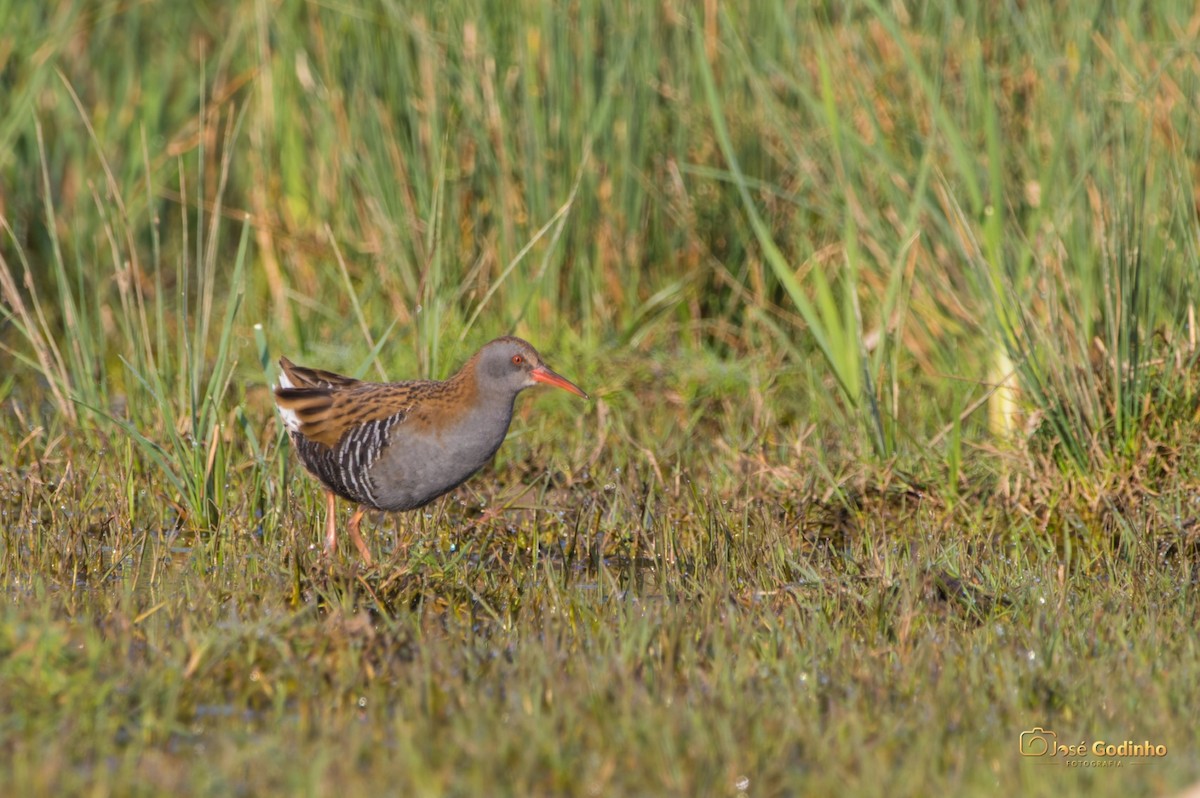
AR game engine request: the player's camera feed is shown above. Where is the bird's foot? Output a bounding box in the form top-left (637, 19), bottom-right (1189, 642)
top-left (467, 504), bottom-right (511, 532)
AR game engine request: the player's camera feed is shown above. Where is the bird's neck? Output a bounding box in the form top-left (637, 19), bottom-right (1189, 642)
top-left (445, 362), bottom-right (517, 429)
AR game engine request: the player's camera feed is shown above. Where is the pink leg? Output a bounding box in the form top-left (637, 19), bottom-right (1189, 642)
top-left (323, 490), bottom-right (338, 556)
top-left (347, 507), bottom-right (374, 565)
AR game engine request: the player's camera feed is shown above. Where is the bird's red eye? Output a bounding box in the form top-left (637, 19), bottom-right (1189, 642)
top-left (512, 355), bottom-right (523, 365)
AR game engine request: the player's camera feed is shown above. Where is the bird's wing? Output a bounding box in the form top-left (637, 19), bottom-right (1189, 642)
top-left (274, 380), bottom-right (423, 449)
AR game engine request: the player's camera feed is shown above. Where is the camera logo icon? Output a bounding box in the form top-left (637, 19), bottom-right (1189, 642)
top-left (1020, 727), bottom-right (1057, 756)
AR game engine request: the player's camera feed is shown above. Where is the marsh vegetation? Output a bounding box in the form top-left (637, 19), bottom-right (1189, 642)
top-left (2, 2), bottom-right (1199, 795)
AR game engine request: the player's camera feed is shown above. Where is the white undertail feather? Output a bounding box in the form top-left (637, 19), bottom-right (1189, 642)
top-left (275, 370), bottom-right (301, 433)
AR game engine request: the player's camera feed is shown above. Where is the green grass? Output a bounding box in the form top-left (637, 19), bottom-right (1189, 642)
top-left (3, 1), bottom-right (1200, 795)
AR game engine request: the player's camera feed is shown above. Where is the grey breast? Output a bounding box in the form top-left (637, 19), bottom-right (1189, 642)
top-left (366, 397), bottom-right (517, 512)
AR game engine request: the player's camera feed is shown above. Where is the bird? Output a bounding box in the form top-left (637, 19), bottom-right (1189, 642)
top-left (274, 336), bottom-right (588, 564)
